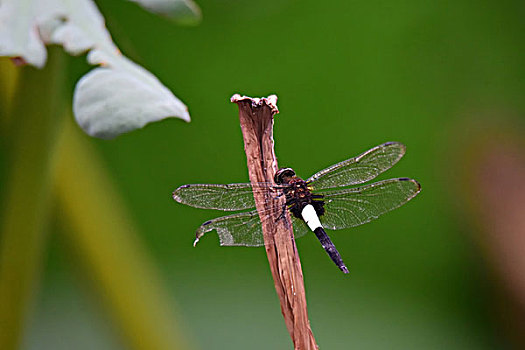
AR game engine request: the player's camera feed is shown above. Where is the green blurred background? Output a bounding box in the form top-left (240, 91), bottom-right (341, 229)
top-left (3, 0), bottom-right (525, 349)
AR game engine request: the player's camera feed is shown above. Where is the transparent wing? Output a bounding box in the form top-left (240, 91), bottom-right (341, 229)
top-left (193, 208), bottom-right (312, 247)
top-left (307, 142), bottom-right (406, 190)
top-left (173, 182), bottom-right (278, 211)
top-left (194, 210), bottom-right (265, 246)
top-left (318, 178), bottom-right (421, 230)
top-left (291, 216), bottom-right (310, 240)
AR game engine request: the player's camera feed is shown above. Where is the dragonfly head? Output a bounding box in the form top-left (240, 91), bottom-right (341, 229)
top-left (274, 168), bottom-right (296, 184)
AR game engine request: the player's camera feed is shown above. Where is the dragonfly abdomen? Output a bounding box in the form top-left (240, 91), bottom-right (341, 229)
top-left (313, 227), bottom-right (349, 274)
top-left (301, 204), bottom-right (349, 274)
top-left (301, 204), bottom-right (323, 231)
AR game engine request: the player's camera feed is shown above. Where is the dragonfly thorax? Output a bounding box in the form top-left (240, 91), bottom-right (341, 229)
top-left (282, 177), bottom-right (325, 220)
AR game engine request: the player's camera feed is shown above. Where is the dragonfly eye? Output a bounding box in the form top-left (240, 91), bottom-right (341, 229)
top-left (274, 168), bottom-right (296, 184)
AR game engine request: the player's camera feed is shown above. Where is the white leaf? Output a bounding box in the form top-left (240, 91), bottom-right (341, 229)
top-left (74, 57), bottom-right (189, 140)
top-left (0, 0), bottom-right (193, 138)
top-left (129, 0), bottom-right (201, 25)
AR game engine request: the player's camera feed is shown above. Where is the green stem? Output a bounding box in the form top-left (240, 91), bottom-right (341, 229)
top-left (0, 47), bottom-right (67, 349)
top-left (54, 117), bottom-right (192, 350)
top-left (0, 58), bottom-right (18, 125)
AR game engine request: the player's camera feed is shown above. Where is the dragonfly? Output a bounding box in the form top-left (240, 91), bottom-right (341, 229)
top-left (173, 142), bottom-right (421, 274)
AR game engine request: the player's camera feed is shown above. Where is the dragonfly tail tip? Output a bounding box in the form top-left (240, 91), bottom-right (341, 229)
top-left (193, 238), bottom-right (200, 247)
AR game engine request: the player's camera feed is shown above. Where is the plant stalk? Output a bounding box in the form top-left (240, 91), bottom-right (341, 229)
top-left (54, 117), bottom-right (192, 350)
top-left (0, 47), bottom-right (67, 349)
top-left (231, 94), bottom-right (318, 349)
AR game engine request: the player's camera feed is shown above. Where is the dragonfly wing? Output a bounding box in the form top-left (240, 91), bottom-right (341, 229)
top-left (291, 216), bottom-right (310, 239)
top-left (307, 142), bottom-right (406, 190)
top-left (173, 183), bottom-right (257, 211)
top-left (194, 208), bottom-right (310, 247)
top-left (194, 210), bottom-right (265, 247)
top-left (318, 178), bottom-right (421, 230)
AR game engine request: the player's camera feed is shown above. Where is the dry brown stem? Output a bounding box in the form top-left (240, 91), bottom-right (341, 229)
top-left (231, 94), bottom-right (318, 350)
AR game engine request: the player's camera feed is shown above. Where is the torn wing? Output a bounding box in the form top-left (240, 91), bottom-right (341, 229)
top-left (307, 142), bottom-right (406, 190)
top-left (318, 178), bottom-right (421, 230)
top-left (194, 209), bottom-right (311, 247)
top-left (194, 210), bottom-right (264, 246)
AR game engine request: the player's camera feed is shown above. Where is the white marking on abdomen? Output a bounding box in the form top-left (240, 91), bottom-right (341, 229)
top-left (301, 204), bottom-right (323, 232)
